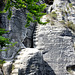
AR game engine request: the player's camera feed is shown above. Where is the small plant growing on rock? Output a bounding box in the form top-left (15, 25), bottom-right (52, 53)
top-left (67, 7), bottom-right (69, 11)
top-left (66, 21), bottom-right (75, 31)
top-left (0, 60), bottom-right (6, 69)
top-left (67, 67), bottom-right (72, 73)
top-left (12, 64), bottom-right (15, 71)
top-left (56, 4), bottom-right (58, 7)
top-left (64, 11), bottom-right (68, 15)
top-left (59, 20), bottom-right (65, 24)
top-left (50, 11), bottom-right (57, 20)
top-left (46, 19), bottom-right (50, 22)
top-left (69, 3), bottom-right (72, 8)
top-left (51, 20), bottom-right (54, 25)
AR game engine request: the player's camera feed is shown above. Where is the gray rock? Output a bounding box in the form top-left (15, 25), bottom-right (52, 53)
top-left (2, 61), bottom-right (12, 75)
top-left (34, 15), bottom-right (75, 75)
top-left (11, 48), bottom-right (44, 75)
top-left (1, 8), bottom-right (35, 59)
top-left (0, 69), bottom-right (3, 75)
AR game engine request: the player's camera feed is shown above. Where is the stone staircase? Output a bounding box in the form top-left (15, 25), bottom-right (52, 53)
top-left (11, 49), bottom-right (26, 75)
top-left (11, 48), bottom-right (42, 75)
top-left (33, 25), bottom-right (39, 48)
top-left (9, 16), bottom-right (75, 75)
top-left (33, 14), bottom-right (75, 75)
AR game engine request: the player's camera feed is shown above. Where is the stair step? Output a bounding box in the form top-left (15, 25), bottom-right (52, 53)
top-left (36, 46), bottom-right (45, 50)
top-left (35, 27), bottom-right (39, 29)
top-left (33, 32), bottom-right (38, 35)
top-left (12, 74), bottom-right (18, 75)
top-left (33, 36), bottom-right (38, 39)
top-left (33, 42), bottom-right (38, 45)
top-left (12, 69), bottom-right (18, 74)
top-left (33, 38), bottom-right (38, 42)
top-left (33, 33), bottom-right (38, 36)
top-left (14, 60), bottom-right (21, 64)
top-left (34, 30), bottom-right (39, 33)
top-left (14, 64), bottom-right (20, 68)
top-left (15, 55), bottom-right (24, 59)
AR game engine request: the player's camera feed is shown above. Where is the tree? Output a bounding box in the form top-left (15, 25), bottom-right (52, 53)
top-left (0, 0), bottom-right (47, 27)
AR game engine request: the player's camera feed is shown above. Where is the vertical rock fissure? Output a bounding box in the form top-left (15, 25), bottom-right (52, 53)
top-left (45, 0), bottom-right (54, 5)
top-left (22, 24), bottom-right (36, 48)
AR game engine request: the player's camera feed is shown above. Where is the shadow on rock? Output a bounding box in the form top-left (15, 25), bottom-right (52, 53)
top-left (19, 57), bottom-right (56, 75)
top-left (43, 61), bottom-right (56, 75)
top-left (60, 28), bottom-right (73, 37)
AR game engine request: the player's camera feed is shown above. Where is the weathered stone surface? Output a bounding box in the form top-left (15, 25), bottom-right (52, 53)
top-left (0, 0), bottom-right (75, 75)
top-left (34, 15), bottom-right (75, 75)
top-left (0, 69), bottom-right (3, 75)
top-left (1, 8), bottom-right (35, 59)
top-left (11, 48), bottom-right (44, 75)
top-left (2, 61), bottom-right (12, 75)
top-left (52, 0), bottom-right (75, 23)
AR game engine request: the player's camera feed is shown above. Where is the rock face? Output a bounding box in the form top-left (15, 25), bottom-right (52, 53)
top-left (2, 61), bottom-right (12, 75)
top-left (0, 0), bottom-right (75, 75)
top-left (0, 69), bottom-right (3, 75)
top-left (52, 0), bottom-right (75, 23)
top-left (0, 0), bottom-right (45, 59)
top-left (33, 15), bottom-right (75, 75)
top-left (1, 8), bottom-right (35, 59)
top-left (11, 48), bottom-right (43, 75)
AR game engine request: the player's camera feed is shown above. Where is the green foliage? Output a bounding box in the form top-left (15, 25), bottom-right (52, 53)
top-left (0, 28), bottom-right (10, 48)
top-left (46, 19), bottom-right (50, 22)
top-left (0, 28), bottom-right (17, 49)
top-left (0, 60), bottom-right (6, 68)
top-left (0, 28), bottom-right (17, 65)
top-left (0, 0), bottom-right (46, 64)
top-left (0, 60), bottom-right (6, 65)
top-left (0, 0), bottom-right (47, 27)
top-left (12, 64), bottom-right (15, 71)
top-left (69, 3), bottom-right (72, 8)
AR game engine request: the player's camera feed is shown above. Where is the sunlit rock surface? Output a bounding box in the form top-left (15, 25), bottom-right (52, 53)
top-left (0, 0), bottom-right (75, 75)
